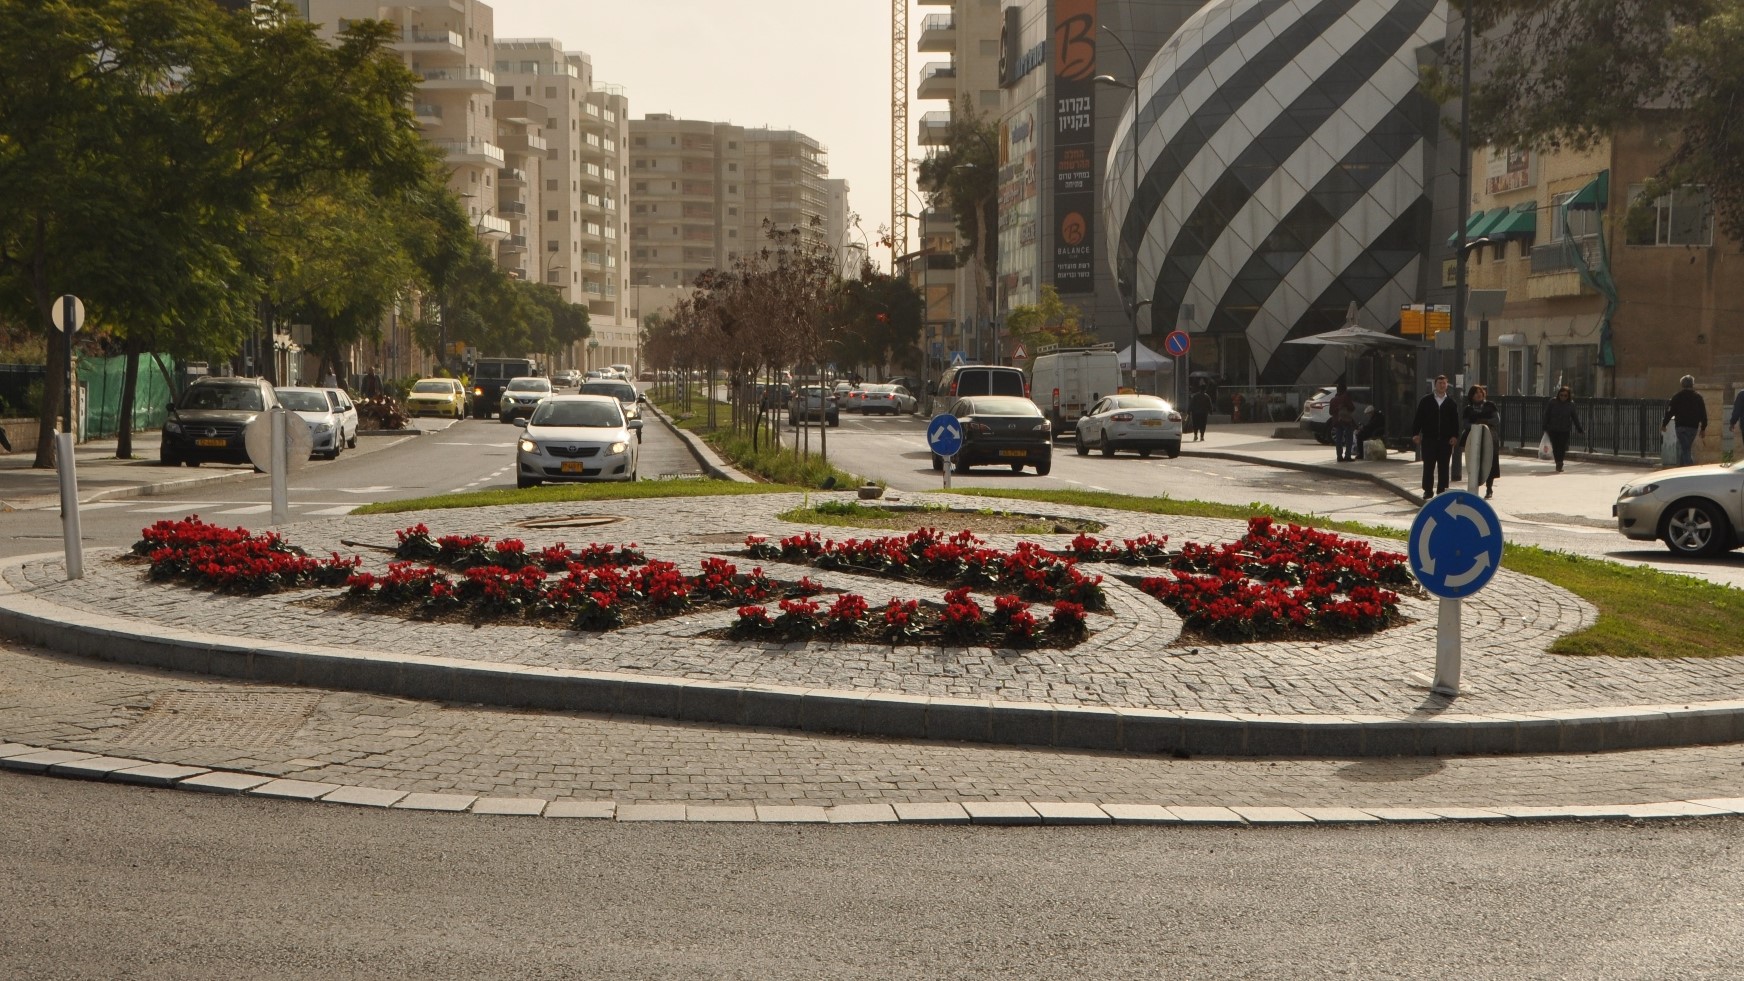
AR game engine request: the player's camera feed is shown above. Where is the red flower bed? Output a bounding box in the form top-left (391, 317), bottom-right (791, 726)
top-left (133, 516), bottom-right (357, 593)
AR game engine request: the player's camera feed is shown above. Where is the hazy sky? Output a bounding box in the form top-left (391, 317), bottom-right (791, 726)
top-left (490, 0), bottom-right (928, 270)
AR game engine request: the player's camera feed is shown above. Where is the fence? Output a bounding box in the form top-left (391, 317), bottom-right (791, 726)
top-left (77, 354), bottom-right (175, 439)
top-left (1492, 395), bottom-right (1670, 459)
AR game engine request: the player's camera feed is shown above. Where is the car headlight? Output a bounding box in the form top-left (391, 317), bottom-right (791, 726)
top-left (314, 423), bottom-right (332, 433)
top-left (609, 441), bottom-right (628, 454)
top-left (518, 438), bottom-right (536, 453)
top-left (1618, 482), bottom-right (1660, 500)
top-left (165, 421), bottom-right (182, 434)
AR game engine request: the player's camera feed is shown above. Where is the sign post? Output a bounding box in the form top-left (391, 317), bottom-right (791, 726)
top-left (1407, 485), bottom-right (1504, 695)
top-left (49, 294), bottom-right (85, 438)
top-left (49, 295), bottom-right (86, 580)
top-left (1164, 329), bottom-right (1191, 405)
top-left (927, 412), bottom-right (964, 492)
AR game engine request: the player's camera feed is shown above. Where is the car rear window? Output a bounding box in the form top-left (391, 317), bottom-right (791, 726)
top-left (965, 397), bottom-right (1040, 416)
top-left (581, 382), bottom-right (636, 402)
top-left (952, 368), bottom-right (1026, 397)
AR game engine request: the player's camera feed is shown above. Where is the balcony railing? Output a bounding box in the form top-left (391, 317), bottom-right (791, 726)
top-left (401, 28), bottom-right (462, 48)
top-left (499, 234), bottom-right (527, 252)
top-left (433, 138), bottom-right (504, 165)
top-left (1531, 235), bottom-right (1601, 274)
top-left (496, 200), bottom-right (527, 217)
top-left (498, 167), bottom-right (526, 185)
top-left (417, 66), bottom-right (495, 88)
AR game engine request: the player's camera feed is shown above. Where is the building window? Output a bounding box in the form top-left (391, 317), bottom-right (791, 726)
top-left (728, 141), bottom-right (737, 149)
top-left (728, 207), bottom-right (738, 216)
top-left (727, 162), bottom-right (737, 172)
top-left (1548, 191), bottom-right (1601, 242)
top-left (546, 240), bottom-right (560, 252)
top-left (546, 209), bottom-right (558, 221)
top-left (545, 179), bottom-right (558, 191)
top-left (544, 86), bottom-right (556, 98)
top-left (728, 184), bottom-right (737, 194)
top-left (1626, 184), bottom-right (1714, 246)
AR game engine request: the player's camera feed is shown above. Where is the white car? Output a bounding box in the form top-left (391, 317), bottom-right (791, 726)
top-left (514, 394), bottom-right (641, 487)
top-left (498, 376), bottom-right (553, 423)
top-left (321, 387), bottom-right (359, 447)
top-left (556, 369), bottom-right (581, 388)
top-left (1615, 462), bottom-right (1744, 556)
top-left (856, 384), bottom-right (917, 415)
top-left (275, 387), bottom-right (349, 459)
top-left (1075, 394), bottom-right (1183, 458)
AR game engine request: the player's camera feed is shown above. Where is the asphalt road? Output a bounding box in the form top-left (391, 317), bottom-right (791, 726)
top-left (3, 771), bottom-right (1740, 979)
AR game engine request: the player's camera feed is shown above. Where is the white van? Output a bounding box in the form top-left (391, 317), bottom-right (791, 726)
top-left (1027, 344), bottom-right (1123, 434)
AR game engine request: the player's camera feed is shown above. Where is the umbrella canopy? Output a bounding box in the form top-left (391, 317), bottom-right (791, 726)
top-left (1282, 324), bottom-right (1423, 350)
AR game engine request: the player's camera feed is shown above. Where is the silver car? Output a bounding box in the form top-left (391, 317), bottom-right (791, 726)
top-left (1615, 462), bottom-right (1744, 556)
top-left (275, 386), bottom-right (348, 459)
top-left (498, 376), bottom-right (553, 423)
top-left (513, 394), bottom-right (641, 487)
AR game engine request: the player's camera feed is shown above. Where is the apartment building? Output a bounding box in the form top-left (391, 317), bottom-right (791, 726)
top-left (627, 118), bottom-right (838, 289)
top-left (495, 40), bottom-right (635, 373)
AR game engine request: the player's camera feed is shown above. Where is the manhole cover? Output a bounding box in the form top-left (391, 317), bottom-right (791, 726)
top-left (115, 691), bottom-right (322, 749)
top-left (514, 514), bottom-right (623, 530)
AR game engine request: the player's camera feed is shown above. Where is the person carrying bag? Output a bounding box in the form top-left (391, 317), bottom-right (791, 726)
top-left (1540, 385), bottom-right (1583, 472)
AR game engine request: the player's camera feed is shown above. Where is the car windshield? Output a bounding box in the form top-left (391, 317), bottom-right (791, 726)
top-left (530, 401), bottom-right (623, 428)
top-left (966, 397), bottom-right (1040, 416)
top-left (412, 380), bottom-right (452, 393)
top-left (277, 391), bottom-right (329, 412)
top-left (506, 378), bottom-right (549, 392)
top-left (581, 382), bottom-right (636, 402)
top-left (178, 385), bottom-right (263, 411)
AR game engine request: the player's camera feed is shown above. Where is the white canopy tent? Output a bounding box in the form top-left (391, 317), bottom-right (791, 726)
top-left (1115, 341), bottom-right (1172, 371)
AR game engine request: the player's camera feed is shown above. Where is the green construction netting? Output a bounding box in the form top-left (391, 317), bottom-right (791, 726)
top-left (77, 354), bottom-right (174, 438)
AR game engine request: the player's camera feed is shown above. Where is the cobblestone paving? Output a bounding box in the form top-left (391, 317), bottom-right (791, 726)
top-left (11, 492), bottom-right (1744, 719)
top-left (4, 643), bottom-right (1743, 809)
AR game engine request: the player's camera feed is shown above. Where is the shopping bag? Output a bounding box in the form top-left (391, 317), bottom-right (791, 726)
top-left (1537, 432), bottom-right (1553, 461)
top-left (1661, 428), bottom-right (1679, 466)
top-left (1364, 438), bottom-right (1386, 460)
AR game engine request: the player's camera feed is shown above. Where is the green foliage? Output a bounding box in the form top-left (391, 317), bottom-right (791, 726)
top-left (1002, 286), bottom-right (1098, 354)
top-left (703, 430), bottom-right (866, 489)
top-left (915, 96), bottom-right (999, 270)
top-left (833, 269), bottom-right (924, 374)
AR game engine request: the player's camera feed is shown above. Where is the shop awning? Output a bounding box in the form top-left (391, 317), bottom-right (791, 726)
top-left (1446, 209), bottom-right (1492, 246)
top-left (1487, 201), bottom-right (1537, 239)
top-left (1566, 170), bottom-right (1609, 210)
top-left (1468, 206), bottom-right (1516, 240)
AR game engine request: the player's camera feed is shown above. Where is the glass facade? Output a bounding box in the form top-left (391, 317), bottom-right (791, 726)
top-left (1104, 0), bottom-right (1446, 384)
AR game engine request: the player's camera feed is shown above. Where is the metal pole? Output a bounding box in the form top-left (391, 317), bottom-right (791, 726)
top-left (1451, 8), bottom-right (1473, 387)
top-left (61, 296), bottom-right (75, 438)
top-left (56, 432), bottom-right (83, 580)
top-left (270, 408), bottom-right (288, 526)
top-left (1433, 597), bottom-right (1461, 695)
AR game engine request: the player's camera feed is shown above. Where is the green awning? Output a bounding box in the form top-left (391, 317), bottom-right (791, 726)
top-left (1488, 201), bottom-right (1537, 239)
top-left (1566, 170), bottom-right (1609, 210)
top-left (1446, 210), bottom-right (1490, 246)
top-left (1467, 207), bottom-right (1514, 240)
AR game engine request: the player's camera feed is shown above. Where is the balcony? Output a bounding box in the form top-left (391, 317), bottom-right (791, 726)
top-left (414, 103), bottom-right (443, 127)
top-left (397, 28), bottom-right (463, 55)
top-left (416, 66), bottom-right (495, 93)
top-left (917, 62), bottom-right (957, 100)
top-left (918, 111), bottom-right (952, 146)
top-left (497, 130), bottom-right (548, 153)
top-left (432, 138), bottom-right (504, 166)
top-left (498, 167), bottom-right (527, 186)
top-left (499, 234), bottom-right (527, 253)
top-left (918, 14), bottom-right (955, 52)
top-left (496, 200), bottom-right (528, 217)
top-left (471, 212), bottom-right (510, 237)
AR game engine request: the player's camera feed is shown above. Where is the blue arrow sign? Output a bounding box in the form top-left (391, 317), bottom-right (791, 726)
top-left (926, 412), bottom-right (964, 457)
top-left (1408, 489), bottom-right (1504, 599)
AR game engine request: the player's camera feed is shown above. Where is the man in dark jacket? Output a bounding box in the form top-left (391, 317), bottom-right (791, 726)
top-left (1411, 374), bottom-right (1460, 499)
top-left (1662, 374), bottom-right (1707, 467)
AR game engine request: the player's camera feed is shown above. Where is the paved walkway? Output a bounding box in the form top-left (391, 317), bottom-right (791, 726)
top-left (2, 416), bottom-right (1742, 824)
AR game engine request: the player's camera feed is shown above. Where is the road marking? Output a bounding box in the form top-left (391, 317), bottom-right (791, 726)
top-left (134, 504), bottom-right (209, 513)
top-left (305, 505), bottom-right (359, 516)
top-left (211, 505), bottom-right (272, 515)
top-left (69, 502), bottom-right (133, 511)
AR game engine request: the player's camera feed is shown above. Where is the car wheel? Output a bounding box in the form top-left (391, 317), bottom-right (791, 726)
top-left (1314, 429), bottom-right (1333, 445)
top-left (1139, 449), bottom-right (1152, 458)
top-left (348, 435), bottom-right (358, 448)
top-left (1035, 460), bottom-right (1051, 477)
top-left (1663, 499), bottom-right (1728, 556)
top-left (829, 416), bottom-right (839, 427)
top-left (1099, 431), bottom-right (1115, 457)
top-left (1164, 441), bottom-right (1181, 459)
top-left (1075, 431), bottom-right (1089, 457)
top-left (517, 475), bottom-right (539, 489)
top-left (187, 460), bottom-right (202, 468)
top-left (1010, 462), bottom-right (1023, 473)
top-left (931, 453), bottom-right (942, 471)
top-left (954, 456), bottom-right (971, 474)
top-left (160, 448), bottom-right (180, 467)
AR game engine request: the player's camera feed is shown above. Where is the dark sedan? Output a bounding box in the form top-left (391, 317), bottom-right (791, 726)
top-left (160, 376), bottom-right (279, 467)
top-left (930, 396), bottom-right (1053, 476)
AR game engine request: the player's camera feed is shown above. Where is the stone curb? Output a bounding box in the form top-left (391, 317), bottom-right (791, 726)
top-left (4, 552), bottom-right (1743, 758)
top-left (3, 741), bottom-right (1739, 825)
top-left (1179, 448), bottom-right (1426, 506)
top-left (643, 402), bottom-right (751, 483)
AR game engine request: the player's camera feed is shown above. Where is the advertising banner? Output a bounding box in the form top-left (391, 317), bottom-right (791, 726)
top-left (1051, 0), bottom-right (1096, 294)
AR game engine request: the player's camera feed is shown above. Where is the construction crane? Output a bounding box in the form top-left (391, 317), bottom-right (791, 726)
top-left (890, 0), bottom-right (908, 270)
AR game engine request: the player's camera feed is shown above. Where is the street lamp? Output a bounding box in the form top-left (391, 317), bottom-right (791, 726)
top-left (1096, 27), bottom-right (1146, 395)
top-left (1451, 9), bottom-right (1474, 386)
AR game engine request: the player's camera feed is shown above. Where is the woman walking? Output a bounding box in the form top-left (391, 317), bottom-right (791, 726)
top-left (1188, 384), bottom-right (1213, 442)
top-left (1541, 385), bottom-right (1583, 472)
top-left (1460, 383), bottom-right (1501, 498)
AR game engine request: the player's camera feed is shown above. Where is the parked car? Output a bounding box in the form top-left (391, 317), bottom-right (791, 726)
top-left (580, 379), bottom-right (645, 440)
top-left (933, 364), bottom-right (1029, 402)
top-left (275, 386), bottom-right (349, 459)
top-left (856, 383), bottom-right (917, 415)
top-left (1298, 385), bottom-right (1373, 444)
top-left (1075, 394), bottom-right (1183, 458)
top-left (1614, 462), bottom-right (1744, 556)
top-left (405, 377), bottom-right (467, 418)
top-left (160, 376), bottom-right (280, 468)
top-left (930, 395), bottom-right (1052, 475)
top-left (788, 386), bottom-right (840, 426)
top-left (513, 394), bottom-right (640, 487)
top-left (498, 376), bottom-right (554, 423)
top-left (321, 387), bottom-right (360, 448)
top-left (610, 363), bottom-right (634, 380)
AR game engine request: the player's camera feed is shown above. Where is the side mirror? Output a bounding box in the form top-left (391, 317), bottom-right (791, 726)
top-left (637, 393), bottom-right (647, 403)
top-left (512, 418), bottom-right (527, 428)
top-left (627, 418), bottom-right (644, 430)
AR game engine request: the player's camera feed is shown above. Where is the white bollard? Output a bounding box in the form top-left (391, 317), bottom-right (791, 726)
top-left (270, 408), bottom-right (288, 526)
top-left (56, 432), bottom-right (83, 580)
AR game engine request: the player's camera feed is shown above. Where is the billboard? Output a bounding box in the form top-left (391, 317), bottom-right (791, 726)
top-left (1051, 0), bottom-right (1096, 294)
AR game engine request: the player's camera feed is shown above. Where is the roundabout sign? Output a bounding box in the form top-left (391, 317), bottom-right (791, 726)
top-left (1408, 486), bottom-right (1504, 697)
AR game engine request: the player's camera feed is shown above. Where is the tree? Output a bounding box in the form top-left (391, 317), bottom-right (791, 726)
top-left (1455, 0), bottom-right (1744, 239)
top-left (915, 96), bottom-right (999, 340)
top-left (832, 267), bottom-right (924, 378)
top-left (1003, 286), bottom-right (1097, 356)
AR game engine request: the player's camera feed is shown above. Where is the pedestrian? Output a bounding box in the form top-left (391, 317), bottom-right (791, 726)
top-left (1188, 383), bottom-right (1213, 442)
top-left (1661, 374), bottom-right (1706, 467)
top-left (1411, 374), bottom-right (1460, 500)
top-left (1328, 382), bottom-right (1357, 461)
top-left (362, 365), bottom-right (384, 400)
top-left (321, 366), bottom-right (338, 388)
top-left (1460, 383), bottom-right (1501, 499)
top-left (1729, 384), bottom-right (1744, 448)
top-left (1541, 385), bottom-right (1583, 472)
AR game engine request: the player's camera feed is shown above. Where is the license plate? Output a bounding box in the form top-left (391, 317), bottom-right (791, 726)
top-left (195, 438), bottom-right (226, 447)
top-left (560, 461), bottom-right (587, 474)
top-left (1141, 419), bottom-right (1162, 427)
top-left (999, 449), bottom-right (1028, 458)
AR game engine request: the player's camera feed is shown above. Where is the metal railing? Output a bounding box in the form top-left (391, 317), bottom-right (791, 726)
top-left (1493, 396), bottom-right (1670, 459)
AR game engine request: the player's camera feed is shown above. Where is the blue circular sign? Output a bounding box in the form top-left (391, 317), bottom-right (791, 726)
top-left (1165, 330), bottom-right (1191, 357)
top-left (926, 413), bottom-right (964, 457)
top-left (1408, 490), bottom-right (1504, 599)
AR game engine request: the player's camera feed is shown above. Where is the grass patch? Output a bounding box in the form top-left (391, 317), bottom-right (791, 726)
top-left (949, 487), bottom-right (1744, 659)
top-left (352, 480), bottom-right (801, 515)
top-left (651, 394), bottom-right (868, 490)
